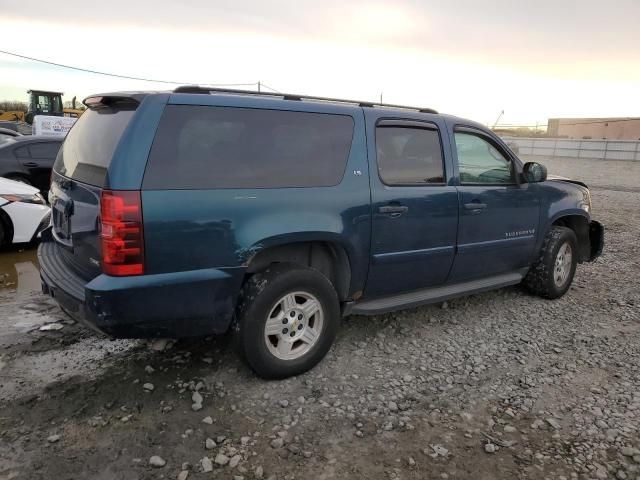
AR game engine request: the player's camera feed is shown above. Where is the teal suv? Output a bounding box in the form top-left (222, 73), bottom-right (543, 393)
top-left (39, 87), bottom-right (603, 378)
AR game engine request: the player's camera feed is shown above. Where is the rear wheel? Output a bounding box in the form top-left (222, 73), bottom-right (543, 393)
top-left (523, 226), bottom-right (578, 299)
top-left (234, 264), bottom-right (340, 379)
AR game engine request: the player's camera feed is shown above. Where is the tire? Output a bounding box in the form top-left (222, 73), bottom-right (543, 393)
top-left (523, 226), bottom-right (578, 299)
top-left (0, 220), bottom-right (5, 246)
top-left (234, 264), bottom-right (340, 379)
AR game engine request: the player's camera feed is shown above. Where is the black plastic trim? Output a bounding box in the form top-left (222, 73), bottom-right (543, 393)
top-left (352, 270), bottom-right (527, 315)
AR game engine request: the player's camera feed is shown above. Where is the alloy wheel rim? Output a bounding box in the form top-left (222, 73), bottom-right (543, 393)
top-left (554, 242), bottom-right (573, 288)
top-left (264, 291), bottom-right (324, 360)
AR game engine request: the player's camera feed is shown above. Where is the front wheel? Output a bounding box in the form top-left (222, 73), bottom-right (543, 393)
top-left (234, 264), bottom-right (340, 379)
top-left (523, 226), bottom-right (578, 299)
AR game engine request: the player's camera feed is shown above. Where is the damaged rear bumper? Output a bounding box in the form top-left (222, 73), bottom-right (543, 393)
top-left (38, 235), bottom-right (245, 338)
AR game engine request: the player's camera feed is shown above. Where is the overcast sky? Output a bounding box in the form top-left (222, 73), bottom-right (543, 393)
top-left (1, 0), bottom-right (639, 125)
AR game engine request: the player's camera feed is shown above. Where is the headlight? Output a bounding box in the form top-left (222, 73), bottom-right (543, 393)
top-left (0, 193), bottom-right (46, 205)
top-left (580, 189), bottom-right (592, 213)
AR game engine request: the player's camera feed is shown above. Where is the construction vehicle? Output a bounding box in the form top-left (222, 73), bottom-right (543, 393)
top-left (0, 106), bottom-right (25, 123)
top-left (28, 90), bottom-right (84, 122)
top-left (1, 90), bottom-right (84, 125)
top-left (25, 90), bottom-right (68, 124)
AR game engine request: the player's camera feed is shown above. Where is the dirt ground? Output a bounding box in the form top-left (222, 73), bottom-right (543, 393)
top-left (1, 159), bottom-right (639, 480)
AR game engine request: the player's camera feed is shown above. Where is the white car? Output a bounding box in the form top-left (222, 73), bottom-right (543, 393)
top-left (0, 177), bottom-right (51, 245)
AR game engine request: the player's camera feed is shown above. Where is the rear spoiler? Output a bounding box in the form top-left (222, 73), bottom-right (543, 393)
top-left (83, 93), bottom-right (145, 110)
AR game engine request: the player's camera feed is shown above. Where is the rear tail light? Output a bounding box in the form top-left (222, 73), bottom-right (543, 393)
top-left (100, 190), bottom-right (144, 276)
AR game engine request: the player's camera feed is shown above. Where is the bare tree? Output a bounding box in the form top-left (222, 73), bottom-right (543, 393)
top-left (0, 101), bottom-right (27, 112)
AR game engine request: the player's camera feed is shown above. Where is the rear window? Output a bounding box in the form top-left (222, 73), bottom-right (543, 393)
top-left (143, 105), bottom-right (354, 189)
top-left (54, 107), bottom-right (135, 186)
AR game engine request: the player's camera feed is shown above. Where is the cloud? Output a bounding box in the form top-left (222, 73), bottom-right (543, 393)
top-left (3, 0), bottom-right (639, 63)
top-left (1, 0), bottom-right (639, 123)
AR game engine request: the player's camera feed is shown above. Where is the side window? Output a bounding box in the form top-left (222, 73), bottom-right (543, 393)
top-left (28, 142), bottom-right (60, 159)
top-left (376, 126), bottom-right (445, 185)
top-left (455, 132), bottom-right (513, 184)
top-left (14, 146), bottom-right (29, 158)
top-left (144, 106), bottom-right (354, 189)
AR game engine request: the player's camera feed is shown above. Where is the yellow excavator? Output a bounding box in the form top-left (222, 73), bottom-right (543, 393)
top-left (0, 107), bottom-right (25, 122)
top-left (0, 90), bottom-right (84, 125)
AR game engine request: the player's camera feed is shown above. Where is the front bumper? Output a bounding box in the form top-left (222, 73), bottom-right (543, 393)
top-left (589, 220), bottom-right (604, 261)
top-left (1, 201), bottom-right (51, 243)
top-left (38, 236), bottom-right (245, 338)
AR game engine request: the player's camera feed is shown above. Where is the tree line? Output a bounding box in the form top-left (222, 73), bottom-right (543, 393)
top-left (0, 101), bottom-right (28, 112)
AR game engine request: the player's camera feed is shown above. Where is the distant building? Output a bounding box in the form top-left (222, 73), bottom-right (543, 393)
top-left (547, 117), bottom-right (640, 140)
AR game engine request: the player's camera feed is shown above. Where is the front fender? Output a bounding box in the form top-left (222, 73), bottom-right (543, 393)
top-left (547, 208), bottom-right (591, 229)
top-left (534, 181), bottom-right (592, 257)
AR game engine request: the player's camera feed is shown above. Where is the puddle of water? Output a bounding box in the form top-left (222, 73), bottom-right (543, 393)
top-left (0, 246), bottom-right (40, 295)
top-left (0, 336), bottom-right (139, 401)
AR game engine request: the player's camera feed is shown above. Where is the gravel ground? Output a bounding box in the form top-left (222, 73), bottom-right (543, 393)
top-left (0, 182), bottom-right (638, 479)
top-left (521, 155), bottom-right (640, 192)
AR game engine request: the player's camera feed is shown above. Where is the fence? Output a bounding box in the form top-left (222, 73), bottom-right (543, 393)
top-left (502, 137), bottom-right (640, 161)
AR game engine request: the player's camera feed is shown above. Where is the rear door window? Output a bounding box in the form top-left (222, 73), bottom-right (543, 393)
top-left (376, 125), bottom-right (445, 185)
top-left (28, 142), bottom-right (61, 159)
top-left (54, 107), bottom-right (135, 186)
top-left (143, 105), bottom-right (354, 189)
top-left (14, 145), bottom-right (29, 158)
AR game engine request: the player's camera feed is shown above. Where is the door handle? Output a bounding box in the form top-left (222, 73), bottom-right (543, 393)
top-left (23, 162), bottom-right (38, 167)
top-left (378, 205), bottom-right (409, 215)
top-left (464, 202), bottom-right (487, 210)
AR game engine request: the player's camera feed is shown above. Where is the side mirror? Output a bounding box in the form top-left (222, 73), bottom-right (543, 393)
top-left (523, 162), bottom-right (547, 183)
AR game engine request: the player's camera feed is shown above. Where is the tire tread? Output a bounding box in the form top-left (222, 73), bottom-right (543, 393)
top-left (523, 226), bottom-right (577, 299)
top-left (234, 264), bottom-right (340, 379)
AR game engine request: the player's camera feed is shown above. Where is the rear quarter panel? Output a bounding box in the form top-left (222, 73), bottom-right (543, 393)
top-left (140, 95), bottom-right (371, 296)
top-left (106, 94), bottom-right (170, 190)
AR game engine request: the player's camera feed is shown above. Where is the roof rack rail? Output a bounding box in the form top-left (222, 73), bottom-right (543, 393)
top-left (173, 85), bottom-right (438, 114)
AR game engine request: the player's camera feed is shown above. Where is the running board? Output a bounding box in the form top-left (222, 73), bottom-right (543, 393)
top-left (351, 271), bottom-right (526, 315)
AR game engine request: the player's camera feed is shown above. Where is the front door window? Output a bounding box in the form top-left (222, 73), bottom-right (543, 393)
top-left (455, 132), bottom-right (513, 184)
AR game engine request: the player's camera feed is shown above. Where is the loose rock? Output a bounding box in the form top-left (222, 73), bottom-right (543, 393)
top-left (177, 471), bottom-right (189, 480)
top-left (149, 456), bottom-right (166, 468)
top-left (545, 418), bottom-right (561, 430)
top-left (270, 438), bottom-right (284, 449)
top-left (201, 456), bottom-right (213, 472)
top-left (229, 454), bottom-right (241, 468)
